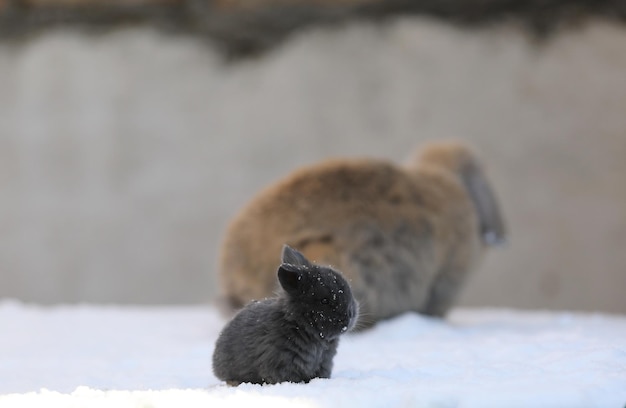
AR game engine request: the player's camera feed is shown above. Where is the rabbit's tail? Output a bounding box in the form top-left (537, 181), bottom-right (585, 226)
top-left (410, 141), bottom-right (506, 247)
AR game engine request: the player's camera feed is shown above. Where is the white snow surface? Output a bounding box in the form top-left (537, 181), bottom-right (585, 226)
top-left (1, 300), bottom-right (625, 407)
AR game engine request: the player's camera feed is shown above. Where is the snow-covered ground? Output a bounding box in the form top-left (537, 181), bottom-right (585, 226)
top-left (1, 300), bottom-right (625, 407)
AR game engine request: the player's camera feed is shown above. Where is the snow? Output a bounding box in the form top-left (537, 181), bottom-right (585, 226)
top-left (1, 300), bottom-right (625, 407)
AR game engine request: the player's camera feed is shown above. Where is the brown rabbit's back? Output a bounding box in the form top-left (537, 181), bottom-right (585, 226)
top-left (219, 155), bottom-right (483, 324)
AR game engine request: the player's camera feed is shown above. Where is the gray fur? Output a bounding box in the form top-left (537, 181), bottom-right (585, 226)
top-left (212, 245), bottom-right (359, 385)
top-left (281, 244), bottom-right (311, 267)
top-left (340, 221), bottom-right (436, 325)
top-left (459, 160), bottom-right (506, 247)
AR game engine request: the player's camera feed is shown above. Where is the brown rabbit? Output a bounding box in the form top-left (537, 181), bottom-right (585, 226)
top-left (218, 141), bottom-right (505, 328)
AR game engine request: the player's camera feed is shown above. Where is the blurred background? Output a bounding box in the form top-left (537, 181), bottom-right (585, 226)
top-left (0, 0), bottom-right (625, 313)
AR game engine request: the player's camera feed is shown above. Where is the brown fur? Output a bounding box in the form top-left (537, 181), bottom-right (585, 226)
top-left (218, 141), bottom-right (505, 328)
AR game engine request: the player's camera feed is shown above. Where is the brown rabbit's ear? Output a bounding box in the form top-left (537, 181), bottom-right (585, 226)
top-left (277, 263), bottom-right (304, 294)
top-left (459, 161), bottom-right (507, 246)
top-left (281, 245), bottom-right (312, 267)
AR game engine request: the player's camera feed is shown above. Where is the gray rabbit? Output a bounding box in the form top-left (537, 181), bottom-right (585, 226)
top-left (218, 141), bottom-right (505, 328)
top-left (212, 245), bottom-right (359, 385)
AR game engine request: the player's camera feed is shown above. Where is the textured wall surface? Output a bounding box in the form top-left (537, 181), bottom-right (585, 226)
top-left (0, 19), bottom-right (625, 312)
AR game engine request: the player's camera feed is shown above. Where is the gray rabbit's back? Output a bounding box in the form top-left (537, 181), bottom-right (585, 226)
top-left (212, 298), bottom-right (339, 385)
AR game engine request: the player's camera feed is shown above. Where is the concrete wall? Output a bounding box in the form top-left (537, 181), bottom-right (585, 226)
top-left (1, 19), bottom-right (625, 313)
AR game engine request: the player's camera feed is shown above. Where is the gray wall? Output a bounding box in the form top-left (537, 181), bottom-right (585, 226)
top-left (1, 19), bottom-right (625, 313)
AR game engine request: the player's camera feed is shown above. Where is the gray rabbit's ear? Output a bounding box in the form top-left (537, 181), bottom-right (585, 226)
top-left (281, 245), bottom-right (311, 267)
top-left (277, 263), bottom-right (304, 293)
